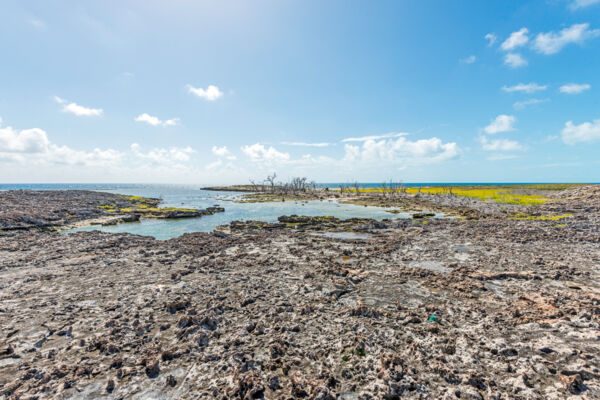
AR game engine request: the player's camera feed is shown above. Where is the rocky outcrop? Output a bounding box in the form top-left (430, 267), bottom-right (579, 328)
top-left (0, 191), bottom-right (225, 231)
top-left (1, 187), bottom-right (600, 398)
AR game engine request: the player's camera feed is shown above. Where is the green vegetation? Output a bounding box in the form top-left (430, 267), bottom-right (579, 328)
top-left (354, 347), bottom-right (366, 357)
top-left (158, 207), bottom-right (198, 212)
top-left (486, 183), bottom-right (583, 191)
top-left (357, 186), bottom-right (549, 205)
top-left (410, 188), bottom-right (547, 205)
top-left (219, 181), bottom-right (589, 207)
top-left (96, 195), bottom-right (205, 219)
top-left (510, 213), bottom-right (573, 221)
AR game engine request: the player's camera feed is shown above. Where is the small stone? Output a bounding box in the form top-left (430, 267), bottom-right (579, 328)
top-left (145, 359), bottom-right (160, 378)
top-left (166, 374), bottom-right (177, 387)
top-left (268, 375), bottom-right (281, 391)
top-left (106, 379), bottom-right (115, 393)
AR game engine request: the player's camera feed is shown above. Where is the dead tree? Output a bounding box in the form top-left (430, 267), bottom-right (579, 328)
top-left (265, 173), bottom-right (277, 193)
top-left (249, 179), bottom-right (259, 192)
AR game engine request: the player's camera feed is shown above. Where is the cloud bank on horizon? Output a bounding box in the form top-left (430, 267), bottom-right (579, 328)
top-left (1, 1), bottom-right (599, 183)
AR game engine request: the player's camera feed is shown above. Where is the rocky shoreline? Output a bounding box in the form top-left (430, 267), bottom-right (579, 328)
top-left (1, 187), bottom-right (600, 399)
top-left (0, 190), bottom-right (224, 232)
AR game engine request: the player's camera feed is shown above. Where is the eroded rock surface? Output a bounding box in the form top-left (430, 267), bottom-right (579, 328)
top-left (0, 190), bottom-right (224, 232)
top-left (1, 187), bottom-right (599, 399)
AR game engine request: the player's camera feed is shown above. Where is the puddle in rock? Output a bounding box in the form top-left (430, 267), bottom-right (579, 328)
top-left (312, 232), bottom-right (372, 240)
top-left (336, 256), bottom-right (357, 264)
top-left (407, 260), bottom-right (450, 273)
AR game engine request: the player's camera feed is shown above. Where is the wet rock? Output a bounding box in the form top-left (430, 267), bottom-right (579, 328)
top-left (106, 378), bottom-right (115, 393)
top-left (412, 212), bottom-right (435, 219)
top-left (561, 373), bottom-right (587, 395)
top-left (196, 333), bottom-right (210, 347)
top-left (166, 374), bottom-right (177, 387)
top-left (500, 348), bottom-right (518, 357)
top-left (144, 359), bottom-right (160, 379)
top-left (268, 375), bottom-right (281, 391)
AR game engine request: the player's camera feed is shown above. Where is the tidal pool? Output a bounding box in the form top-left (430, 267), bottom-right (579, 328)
top-left (63, 184), bottom-right (426, 239)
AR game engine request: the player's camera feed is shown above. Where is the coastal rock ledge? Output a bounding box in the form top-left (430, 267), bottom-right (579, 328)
top-left (0, 186), bottom-right (599, 399)
top-left (0, 190), bottom-right (224, 231)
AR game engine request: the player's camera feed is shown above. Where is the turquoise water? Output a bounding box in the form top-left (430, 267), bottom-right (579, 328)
top-left (0, 183), bottom-right (587, 239)
top-left (4, 184), bottom-right (415, 239)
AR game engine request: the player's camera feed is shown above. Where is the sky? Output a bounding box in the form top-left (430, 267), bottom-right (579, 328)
top-left (1, 0), bottom-right (600, 184)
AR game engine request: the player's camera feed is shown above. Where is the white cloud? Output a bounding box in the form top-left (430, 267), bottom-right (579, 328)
top-left (54, 96), bottom-right (103, 117)
top-left (212, 146), bottom-right (230, 157)
top-left (0, 119), bottom-right (467, 183)
top-left (131, 143), bottom-right (195, 164)
top-left (46, 145), bottom-right (122, 166)
top-left (570, 0), bottom-right (600, 9)
top-left (0, 126), bottom-right (49, 153)
top-left (513, 98), bottom-right (549, 110)
top-left (134, 113), bottom-right (179, 127)
top-left (460, 55), bottom-right (476, 64)
top-left (559, 83), bottom-right (591, 94)
top-left (281, 141), bottom-right (332, 147)
top-left (211, 145), bottom-right (236, 160)
top-left (135, 113), bottom-right (160, 126)
top-left (561, 119), bottom-right (600, 144)
top-left (485, 33), bottom-right (497, 46)
top-left (533, 23), bottom-right (600, 55)
top-left (0, 120), bottom-right (231, 183)
top-left (0, 122), bottom-right (121, 167)
top-left (479, 136), bottom-right (525, 151)
top-left (501, 28), bottom-right (529, 51)
top-left (484, 115), bottom-right (516, 134)
top-left (341, 132), bottom-right (408, 142)
top-left (241, 143), bottom-right (290, 164)
top-left (187, 84), bottom-right (224, 101)
top-left (504, 53), bottom-right (527, 68)
top-left (502, 83), bottom-right (548, 93)
top-left (342, 136), bottom-right (459, 164)
top-left (343, 144), bottom-right (361, 162)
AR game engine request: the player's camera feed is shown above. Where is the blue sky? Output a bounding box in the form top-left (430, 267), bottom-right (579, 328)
top-left (1, 0), bottom-right (599, 184)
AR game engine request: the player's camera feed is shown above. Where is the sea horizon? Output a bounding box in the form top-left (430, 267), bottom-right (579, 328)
top-left (1, 181), bottom-right (598, 191)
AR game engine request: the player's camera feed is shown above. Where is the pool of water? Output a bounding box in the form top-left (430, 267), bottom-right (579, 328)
top-left (312, 232), bottom-right (373, 240)
top-left (58, 184), bottom-right (419, 239)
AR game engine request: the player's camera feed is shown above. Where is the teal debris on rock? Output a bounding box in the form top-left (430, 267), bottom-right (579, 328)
top-left (428, 314), bottom-right (439, 323)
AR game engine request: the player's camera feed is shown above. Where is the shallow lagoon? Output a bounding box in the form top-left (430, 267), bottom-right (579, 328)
top-left (61, 184), bottom-right (423, 239)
